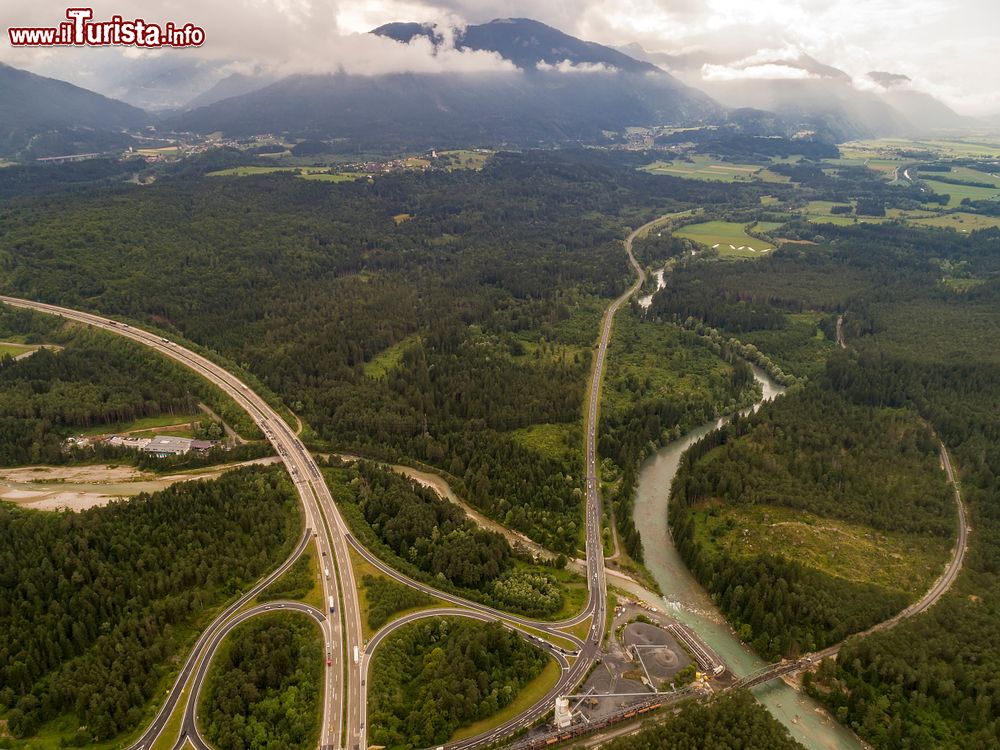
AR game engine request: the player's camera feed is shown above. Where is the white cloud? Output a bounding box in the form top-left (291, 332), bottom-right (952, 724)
top-left (536, 59), bottom-right (617, 73)
top-left (701, 63), bottom-right (818, 81)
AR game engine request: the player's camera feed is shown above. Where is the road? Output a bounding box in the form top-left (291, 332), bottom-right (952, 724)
top-left (174, 601), bottom-right (327, 750)
top-left (0, 295), bottom-right (363, 750)
top-left (805, 441), bottom-right (968, 665)
top-left (120, 531), bottom-right (310, 750)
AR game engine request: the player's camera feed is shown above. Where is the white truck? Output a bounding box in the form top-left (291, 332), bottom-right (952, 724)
top-left (328, 596), bottom-right (335, 614)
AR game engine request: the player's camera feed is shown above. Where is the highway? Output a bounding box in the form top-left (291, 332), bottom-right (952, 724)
top-left (118, 530), bottom-right (311, 750)
top-left (0, 295), bottom-right (363, 750)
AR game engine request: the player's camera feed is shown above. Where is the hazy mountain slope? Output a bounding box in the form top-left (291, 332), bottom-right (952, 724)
top-left (171, 69), bottom-right (719, 149)
top-left (0, 63), bottom-right (148, 157)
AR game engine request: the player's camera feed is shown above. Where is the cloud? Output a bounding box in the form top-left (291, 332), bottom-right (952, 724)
top-left (0, 0), bottom-right (516, 86)
top-left (701, 62), bottom-right (818, 82)
top-left (2, 0), bottom-right (999, 115)
top-left (536, 60), bottom-right (617, 73)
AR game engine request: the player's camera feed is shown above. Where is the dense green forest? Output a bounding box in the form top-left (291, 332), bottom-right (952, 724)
top-left (327, 460), bottom-right (570, 617)
top-left (599, 305), bottom-right (758, 560)
top-left (0, 466), bottom-right (300, 743)
top-left (670, 385), bottom-right (953, 659)
top-left (658, 223), bottom-right (1000, 745)
top-left (801, 229), bottom-right (1000, 748)
top-left (0, 152), bottom-right (764, 553)
top-left (604, 691), bottom-right (803, 750)
top-left (200, 613), bottom-right (322, 750)
top-left (362, 576), bottom-right (434, 631)
top-left (367, 618), bottom-right (549, 749)
top-left (0, 305), bottom-right (258, 464)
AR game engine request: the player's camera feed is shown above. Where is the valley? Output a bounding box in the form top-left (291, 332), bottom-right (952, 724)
top-left (0, 9), bottom-right (998, 749)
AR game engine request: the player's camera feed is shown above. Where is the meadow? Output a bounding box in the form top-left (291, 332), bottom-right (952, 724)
top-left (672, 220), bottom-right (775, 257)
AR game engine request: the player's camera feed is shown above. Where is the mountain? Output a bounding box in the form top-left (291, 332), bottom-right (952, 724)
top-left (623, 42), bottom-right (973, 138)
top-left (0, 63), bottom-right (148, 158)
top-left (170, 19), bottom-right (719, 149)
top-left (880, 89), bottom-right (974, 130)
top-left (171, 69), bottom-right (718, 151)
top-left (373, 17), bottom-right (661, 74)
top-left (185, 71), bottom-right (279, 110)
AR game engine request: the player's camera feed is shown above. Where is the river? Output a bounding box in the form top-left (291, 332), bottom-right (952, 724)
top-left (632, 365), bottom-right (866, 750)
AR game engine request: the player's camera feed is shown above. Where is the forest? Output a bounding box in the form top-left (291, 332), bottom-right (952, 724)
top-left (362, 576), bottom-right (434, 631)
top-left (200, 613), bottom-right (322, 750)
top-left (658, 222), bottom-right (1000, 745)
top-left (367, 617), bottom-right (549, 749)
top-left (328, 461), bottom-right (568, 618)
top-left (599, 305), bottom-right (758, 560)
top-left (669, 343), bottom-right (954, 660)
top-left (0, 466), bottom-right (300, 742)
top-left (605, 691), bottom-right (803, 750)
top-left (0, 151), bottom-right (765, 554)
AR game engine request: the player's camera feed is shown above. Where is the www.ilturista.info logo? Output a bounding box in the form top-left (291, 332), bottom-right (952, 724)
top-left (8, 8), bottom-right (205, 47)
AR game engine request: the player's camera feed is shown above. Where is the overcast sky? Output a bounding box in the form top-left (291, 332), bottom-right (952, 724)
top-left (3, 0), bottom-right (998, 115)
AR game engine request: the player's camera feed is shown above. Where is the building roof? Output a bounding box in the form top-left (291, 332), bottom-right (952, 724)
top-left (141, 436), bottom-right (193, 454)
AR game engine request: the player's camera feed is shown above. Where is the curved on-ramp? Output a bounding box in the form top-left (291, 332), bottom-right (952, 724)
top-left (175, 601), bottom-right (327, 750)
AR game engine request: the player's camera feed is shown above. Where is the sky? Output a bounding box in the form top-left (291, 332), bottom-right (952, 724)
top-left (2, 0), bottom-right (998, 116)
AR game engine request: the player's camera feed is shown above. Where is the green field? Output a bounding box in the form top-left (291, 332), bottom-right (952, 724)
top-left (437, 149), bottom-right (493, 171)
top-left (672, 221), bottom-right (775, 256)
top-left (911, 211), bottom-right (1000, 231)
top-left (642, 156), bottom-right (786, 183)
top-left (689, 502), bottom-right (951, 595)
top-left (923, 179), bottom-right (1000, 207)
top-left (944, 166), bottom-right (1000, 187)
top-left (363, 334), bottom-right (421, 379)
top-left (875, 137), bottom-right (1000, 159)
top-left (0, 341), bottom-right (38, 358)
top-left (76, 411), bottom-right (207, 437)
top-left (509, 422), bottom-right (576, 462)
top-left (208, 165), bottom-right (364, 182)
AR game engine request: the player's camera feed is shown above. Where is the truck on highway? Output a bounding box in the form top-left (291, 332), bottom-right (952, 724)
top-left (353, 646), bottom-right (359, 664)
top-left (328, 596), bottom-right (335, 614)
top-left (324, 567), bottom-right (330, 578)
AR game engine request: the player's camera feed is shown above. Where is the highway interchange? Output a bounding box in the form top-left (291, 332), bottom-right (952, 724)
top-left (0, 215), bottom-right (663, 750)
top-left (0, 212), bottom-right (971, 749)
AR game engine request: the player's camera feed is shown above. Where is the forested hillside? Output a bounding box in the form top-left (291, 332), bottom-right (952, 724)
top-left (367, 618), bottom-right (549, 749)
top-left (0, 152), bottom-right (766, 553)
top-left (0, 466), bottom-right (300, 742)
